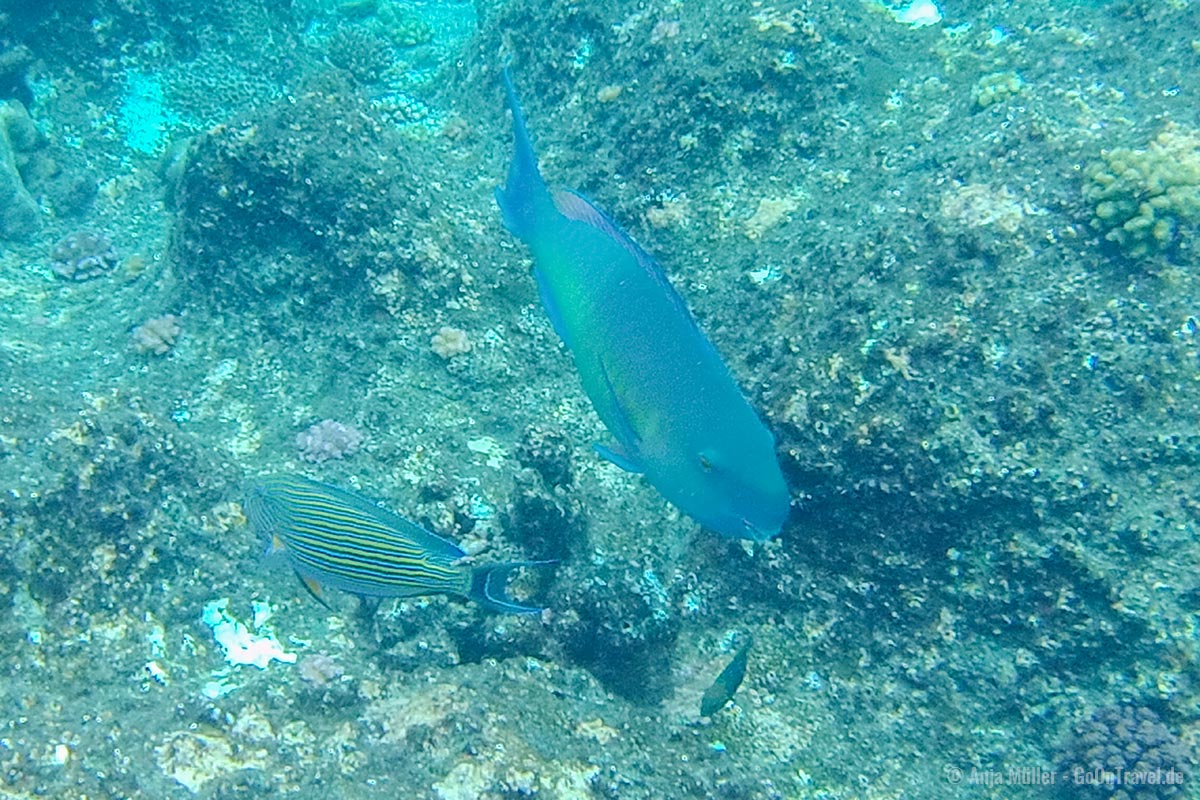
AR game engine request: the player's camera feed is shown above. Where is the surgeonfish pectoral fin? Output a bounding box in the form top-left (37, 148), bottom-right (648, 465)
top-left (469, 560), bottom-right (559, 615)
top-left (298, 574), bottom-right (333, 610)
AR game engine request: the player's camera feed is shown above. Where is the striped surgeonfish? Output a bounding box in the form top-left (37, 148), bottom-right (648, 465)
top-left (245, 475), bottom-right (553, 614)
top-left (495, 69), bottom-right (790, 541)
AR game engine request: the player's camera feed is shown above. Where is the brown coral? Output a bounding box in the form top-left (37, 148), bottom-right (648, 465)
top-left (50, 231), bottom-right (119, 281)
top-left (1083, 124), bottom-right (1200, 259)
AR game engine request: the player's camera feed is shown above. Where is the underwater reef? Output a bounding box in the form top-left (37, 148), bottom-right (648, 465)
top-left (1, 0), bottom-right (1199, 798)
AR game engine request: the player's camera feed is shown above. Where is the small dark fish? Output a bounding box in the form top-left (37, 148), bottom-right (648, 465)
top-left (245, 475), bottom-right (555, 614)
top-left (700, 637), bottom-right (753, 717)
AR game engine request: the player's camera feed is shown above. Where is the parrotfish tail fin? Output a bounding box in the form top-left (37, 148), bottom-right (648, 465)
top-left (469, 559), bottom-right (558, 615)
top-left (495, 68), bottom-right (552, 241)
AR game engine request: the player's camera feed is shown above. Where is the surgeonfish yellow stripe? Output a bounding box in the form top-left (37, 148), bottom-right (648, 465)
top-left (246, 475), bottom-right (553, 614)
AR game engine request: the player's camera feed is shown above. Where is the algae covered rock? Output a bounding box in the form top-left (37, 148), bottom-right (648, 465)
top-left (0, 98), bottom-right (41, 239)
top-left (554, 562), bottom-right (680, 704)
top-left (1083, 124), bottom-right (1200, 259)
top-left (375, 1), bottom-right (434, 47)
top-left (169, 70), bottom-right (414, 314)
top-left (325, 24), bottom-right (396, 84)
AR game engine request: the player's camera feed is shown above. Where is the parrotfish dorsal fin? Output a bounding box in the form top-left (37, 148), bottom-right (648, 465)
top-left (551, 188), bottom-right (659, 274)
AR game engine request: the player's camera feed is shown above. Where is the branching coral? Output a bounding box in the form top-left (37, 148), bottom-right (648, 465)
top-left (325, 25), bottom-right (395, 84)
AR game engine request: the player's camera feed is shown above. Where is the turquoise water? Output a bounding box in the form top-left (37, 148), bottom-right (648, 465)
top-left (1, 0), bottom-right (1198, 797)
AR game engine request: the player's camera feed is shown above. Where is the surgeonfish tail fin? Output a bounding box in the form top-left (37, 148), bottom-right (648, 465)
top-left (495, 68), bottom-right (552, 241)
top-left (469, 559), bottom-right (558, 614)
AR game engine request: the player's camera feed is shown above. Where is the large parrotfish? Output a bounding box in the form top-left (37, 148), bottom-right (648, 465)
top-left (495, 70), bottom-right (790, 541)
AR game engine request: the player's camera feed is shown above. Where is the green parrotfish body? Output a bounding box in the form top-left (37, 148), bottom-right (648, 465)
top-left (495, 70), bottom-right (790, 541)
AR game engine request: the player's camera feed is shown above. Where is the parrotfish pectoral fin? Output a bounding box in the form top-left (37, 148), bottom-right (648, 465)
top-left (597, 360), bottom-right (641, 450)
top-left (593, 442), bottom-right (644, 474)
top-left (469, 559), bottom-right (558, 615)
top-left (534, 267), bottom-right (572, 347)
top-left (495, 69), bottom-right (552, 241)
top-left (700, 636), bottom-right (753, 717)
